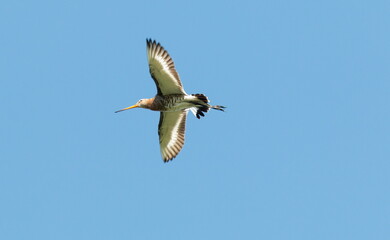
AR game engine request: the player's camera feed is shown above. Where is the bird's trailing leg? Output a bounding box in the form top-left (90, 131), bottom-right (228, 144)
top-left (211, 105), bottom-right (226, 111)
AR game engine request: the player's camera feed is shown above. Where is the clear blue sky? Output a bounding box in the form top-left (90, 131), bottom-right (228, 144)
top-left (1, 0), bottom-right (389, 239)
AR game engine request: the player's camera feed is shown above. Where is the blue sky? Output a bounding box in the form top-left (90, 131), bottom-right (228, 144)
top-left (1, 0), bottom-right (389, 239)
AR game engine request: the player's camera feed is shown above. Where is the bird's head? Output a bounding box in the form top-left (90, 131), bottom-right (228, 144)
top-left (115, 99), bottom-right (149, 113)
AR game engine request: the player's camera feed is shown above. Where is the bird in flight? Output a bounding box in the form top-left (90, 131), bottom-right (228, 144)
top-left (116, 39), bottom-right (225, 162)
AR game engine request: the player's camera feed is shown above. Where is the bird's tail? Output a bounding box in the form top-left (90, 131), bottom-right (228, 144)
top-left (192, 93), bottom-right (209, 104)
top-left (191, 94), bottom-right (225, 119)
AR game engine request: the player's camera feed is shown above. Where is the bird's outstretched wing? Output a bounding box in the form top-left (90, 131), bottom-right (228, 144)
top-left (147, 39), bottom-right (186, 96)
top-left (158, 110), bottom-right (187, 162)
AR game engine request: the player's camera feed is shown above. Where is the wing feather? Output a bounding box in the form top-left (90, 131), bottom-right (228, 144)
top-left (158, 111), bottom-right (187, 162)
top-left (147, 39), bottom-right (186, 96)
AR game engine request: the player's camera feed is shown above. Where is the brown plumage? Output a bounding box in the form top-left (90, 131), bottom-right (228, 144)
top-left (116, 39), bottom-right (225, 162)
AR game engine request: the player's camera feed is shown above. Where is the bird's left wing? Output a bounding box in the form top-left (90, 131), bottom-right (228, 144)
top-left (158, 110), bottom-right (187, 162)
top-left (147, 39), bottom-right (186, 96)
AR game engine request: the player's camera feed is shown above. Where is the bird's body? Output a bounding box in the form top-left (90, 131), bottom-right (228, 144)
top-left (148, 94), bottom-right (190, 112)
top-left (135, 94), bottom-right (216, 112)
top-left (116, 39), bottom-right (225, 162)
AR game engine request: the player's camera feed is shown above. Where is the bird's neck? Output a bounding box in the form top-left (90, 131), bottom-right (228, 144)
top-left (145, 97), bottom-right (156, 110)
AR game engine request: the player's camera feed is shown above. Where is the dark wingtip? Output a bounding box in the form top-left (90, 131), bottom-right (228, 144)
top-left (146, 38), bottom-right (161, 49)
top-left (163, 157), bottom-right (175, 163)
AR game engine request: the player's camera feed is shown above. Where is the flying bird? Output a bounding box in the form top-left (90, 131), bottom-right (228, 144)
top-left (116, 39), bottom-right (225, 162)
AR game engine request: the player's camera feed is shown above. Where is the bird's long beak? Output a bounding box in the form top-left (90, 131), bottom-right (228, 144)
top-left (115, 104), bottom-right (138, 113)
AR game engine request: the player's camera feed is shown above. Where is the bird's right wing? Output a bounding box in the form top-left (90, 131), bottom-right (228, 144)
top-left (147, 39), bottom-right (186, 96)
top-left (158, 110), bottom-right (187, 162)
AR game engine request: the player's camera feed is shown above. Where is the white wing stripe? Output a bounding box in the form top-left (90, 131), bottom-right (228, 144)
top-left (167, 115), bottom-right (182, 149)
